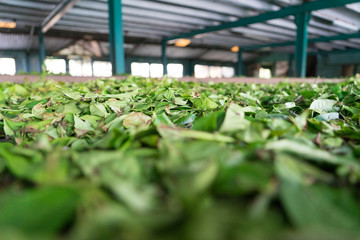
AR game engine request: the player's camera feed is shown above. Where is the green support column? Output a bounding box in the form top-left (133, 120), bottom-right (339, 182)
top-left (161, 40), bottom-right (167, 76)
top-left (125, 58), bottom-right (131, 74)
top-left (108, 0), bottom-right (125, 75)
top-left (38, 28), bottom-right (46, 72)
top-left (189, 61), bottom-right (194, 77)
top-left (271, 62), bottom-right (276, 77)
top-left (354, 64), bottom-right (359, 76)
top-left (26, 53), bottom-right (30, 73)
top-left (288, 54), bottom-right (294, 77)
top-left (316, 53), bottom-right (323, 77)
top-left (294, 12), bottom-right (311, 78)
top-left (236, 50), bottom-right (243, 76)
top-left (65, 58), bottom-right (70, 74)
top-left (183, 61), bottom-right (194, 77)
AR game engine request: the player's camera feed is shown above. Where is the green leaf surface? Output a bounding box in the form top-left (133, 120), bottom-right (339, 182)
top-left (90, 103), bottom-right (109, 117)
top-left (220, 104), bottom-right (250, 132)
top-left (0, 187), bottom-right (79, 234)
top-left (309, 99), bottom-right (337, 114)
top-left (0, 76), bottom-right (359, 239)
top-left (276, 155), bottom-right (360, 231)
top-left (62, 89), bottom-right (82, 100)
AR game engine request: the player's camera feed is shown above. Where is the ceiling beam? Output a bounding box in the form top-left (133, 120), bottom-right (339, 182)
top-left (224, 0), bottom-right (280, 11)
top-left (165, 0), bottom-right (360, 41)
top-left (122, 0), bottom-right (233, 22)
top-left (0, 0), bottom-right (55, 11)
top-left (155, 0), bottom-right (254, 17)
top-left (242, 31), bottom-right (360, 51)
top-left (41, 0), bottom-right (80, 33)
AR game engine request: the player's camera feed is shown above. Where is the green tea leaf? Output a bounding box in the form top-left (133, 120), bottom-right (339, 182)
top-left (220, 104), bottom-right (250, 132)
top-left (309, 99), bottom-right (337, 114)
top-left (90, 103), bottom-right (109, 118)
top-left (0, 187), bottom-right (79, 234)
top-left (315, 112), bottom-right (340, 122)
top-left (276, 155), bottom-right (360, 231)
top-left (123, 112), bottom-right (152, 129)
top-left (32, 103), bottom-right (45, 119)
top-left (62, 89), bottom-right (82, 100)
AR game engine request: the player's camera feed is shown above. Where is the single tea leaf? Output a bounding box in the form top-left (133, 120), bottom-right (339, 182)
top-left (309, 99), bottom-right (337, 114)
top-left (123, 112), bottom-right (152, 129)
top-left (32, 103), bottom-right (45, 119)
top-left (90, 103), bottom-right (109, 117)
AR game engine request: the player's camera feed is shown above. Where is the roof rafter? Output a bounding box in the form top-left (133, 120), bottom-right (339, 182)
top-left (242, 31), bottom-right (360, 51)
top-left (41, 0), bottom-right (80, 33)
top-left (165, 0), bottom-right (360, 41)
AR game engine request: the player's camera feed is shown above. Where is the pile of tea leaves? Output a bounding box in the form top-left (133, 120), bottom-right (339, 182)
top-left (0, 76), bottom-right (360, 240)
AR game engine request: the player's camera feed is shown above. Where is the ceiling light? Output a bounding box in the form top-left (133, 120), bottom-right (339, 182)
top-left (174, 39), bottom-right (191, 47)
top-left (0, 21), bottom-right (16, 29)
top-left (231, 46), bottom-right (239, 52)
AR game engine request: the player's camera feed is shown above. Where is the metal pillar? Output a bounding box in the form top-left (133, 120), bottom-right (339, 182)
top-left (354, 64), bottom-right (359, 76)
top-left (188, 61), bottom-right (194, 77)
top-left (38, 28), bottom-right (46, 72)
top-left (315, 53), bottom-right (323, 77)
top-left (236, 49), bottom-right (243, 76)
top-left (108, 0), bottom-right (125, 75)
top-left (125, 58), bottom-right (131, 74)
top-left (271, 62), bottom-right (276, 77)
top-left (161, 39), bottom-right (167, 76)
top-left (65, 58), bottom-right (70, 74)
top-left (26, 53), bottom-right (30, 73)
top-left (183, 61), bottom-right (194, 76)
top-left (288, 54), bottom-right (294, 77)
top-left (294, 12), bottom-right (310, 78)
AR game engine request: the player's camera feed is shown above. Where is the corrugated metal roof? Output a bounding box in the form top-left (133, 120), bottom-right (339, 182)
top-left (0, 0), bottom-right (359, 62)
